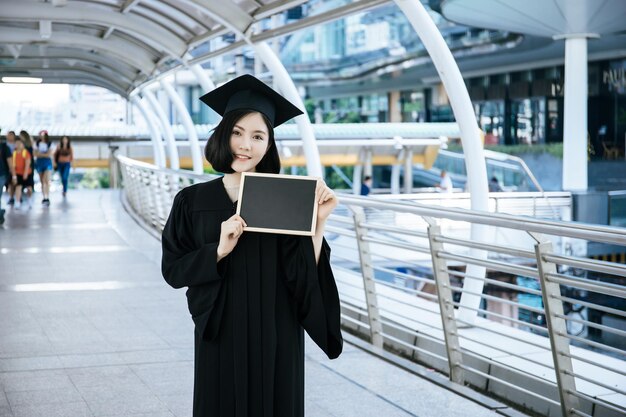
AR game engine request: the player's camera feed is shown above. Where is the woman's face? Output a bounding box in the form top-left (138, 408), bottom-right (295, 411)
top-left (229, 112), bottom-right (270, 173)
top-left (62, 136), bottom-right (69, 146)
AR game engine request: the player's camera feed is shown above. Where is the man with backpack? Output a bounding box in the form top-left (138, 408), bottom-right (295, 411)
top-left (0, 132), bottom-right (15, 224)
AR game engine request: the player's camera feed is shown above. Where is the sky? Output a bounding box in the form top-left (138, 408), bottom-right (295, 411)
top-left (0, 83), bottom-right (70, 125)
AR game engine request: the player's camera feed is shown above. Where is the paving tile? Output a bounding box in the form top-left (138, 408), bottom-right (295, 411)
top-left (0, 190), bottom-right (514, 417)
top-left (0, 370), bottom-right (73, 393)
top-left (6, 387), bottom-right (83, 407)
top-left (11, 402), bottom-right (92, 417)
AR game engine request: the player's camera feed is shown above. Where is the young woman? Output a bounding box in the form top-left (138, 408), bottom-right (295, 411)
top-left (11, 138), bottom-right (32, 210)
top-left (161, 75), bottom-right (342, 417)
top-left (18, 130), bottom-right (35, 208)
top-left (35, 130), bottom-right (53, 205)
top-left (55, 136), bottom-right (73, 197)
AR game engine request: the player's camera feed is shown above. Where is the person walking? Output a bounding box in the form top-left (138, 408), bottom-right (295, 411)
top-left (438, 170), bottom-right (453, 193)
top-left (35, 130), bottom-right (54, 205)
top-left (18, 131), bottom-right (35, 209)
top-left (0, 135), bottom-right (13, 224)
top-left (360, 175), bottom-right (372, 196)
top-left (12, 138), bottom-right (32, 211)
top-left (54, 136), bottom-right (73, 197)
top-left (161, 74), bottom-right (342, 417)
top-left (5, 131), bottom-right (17, 206)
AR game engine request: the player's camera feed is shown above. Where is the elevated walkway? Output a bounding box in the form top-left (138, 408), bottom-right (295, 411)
top-left (0, 190), bottom-right (515, 417)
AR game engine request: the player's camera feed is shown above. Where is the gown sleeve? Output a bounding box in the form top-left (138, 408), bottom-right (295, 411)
top-left (281, 236), bottom-right (343, 359)
top-left (161, 191), bottom-right (227, 341)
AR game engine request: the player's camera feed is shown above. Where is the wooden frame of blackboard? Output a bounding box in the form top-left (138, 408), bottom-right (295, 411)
top-left (236, 172), bottom-right (319, 236)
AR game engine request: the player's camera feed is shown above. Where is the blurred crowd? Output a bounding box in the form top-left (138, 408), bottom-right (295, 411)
top-left (0, 130), bottom-right (73, 224)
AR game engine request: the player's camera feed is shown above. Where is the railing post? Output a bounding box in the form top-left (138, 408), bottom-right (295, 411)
top-left (534, 239), bottom-right (580, 416)
top-left (108, 146), bottom-right (120, 189)
top-left (427, 223), bottom-right (465, 384)
top-left (352, 208), bottom-right (384, 348)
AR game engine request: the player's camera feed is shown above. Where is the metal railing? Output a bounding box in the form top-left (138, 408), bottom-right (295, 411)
top-left (117, 156), bottom-right (626, 417)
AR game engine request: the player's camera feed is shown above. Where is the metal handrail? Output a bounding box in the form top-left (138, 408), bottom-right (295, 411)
top-left (117, 156), bottom-right (626, 417)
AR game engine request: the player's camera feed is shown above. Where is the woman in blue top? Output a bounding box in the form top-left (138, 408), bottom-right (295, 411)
top-left (35, 130), bottom-right (54, 206)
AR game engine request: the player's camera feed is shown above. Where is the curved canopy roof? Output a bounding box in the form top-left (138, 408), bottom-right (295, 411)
top-left (439, 0), bottom-right (626, 38)
top-left (0, 0), bottom-right (386, 97)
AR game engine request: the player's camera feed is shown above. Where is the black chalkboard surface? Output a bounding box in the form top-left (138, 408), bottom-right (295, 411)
top-left (236, 172), bottom-right (318, 236)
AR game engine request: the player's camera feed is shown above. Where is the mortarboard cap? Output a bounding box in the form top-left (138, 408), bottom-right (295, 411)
top-left (199, 74), bottom-right (303, 128)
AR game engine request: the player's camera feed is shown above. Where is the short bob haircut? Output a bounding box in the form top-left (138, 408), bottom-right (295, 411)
top-left (204, 109), bottom-right (280, 174)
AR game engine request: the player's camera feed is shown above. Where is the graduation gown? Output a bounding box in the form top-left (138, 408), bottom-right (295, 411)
top-left (161, 177), bottom-right (343, 417)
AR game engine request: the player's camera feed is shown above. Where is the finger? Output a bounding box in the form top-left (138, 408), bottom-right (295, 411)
top-left (235, 215), bottom-right (247, 227)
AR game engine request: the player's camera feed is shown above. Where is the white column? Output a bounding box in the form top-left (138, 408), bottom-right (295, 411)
top-left (130, 95), bottom-right (165, 168)
top-left (353, 149), bottom-right (365, 195)
top-left (391, 151), bottom-right (402, 195)
top-left (251, 42), bottom-right (323, 178)
top-left (187, 60), bottom-right (216, 93)
top-left (161, 80), bottom-right (204, 175)
top-left (560, 35), bottom-right (591, 191)
top-left (404, 149), bottom-right (413, 194)
top-left (144, 89), bottom-right (179, 170)
top-left (131, 95), bottom-right (165, 168)
top-left (364, 149), bottom-right (373, 177)
top-left (394, 0), bottom-right (491, 324)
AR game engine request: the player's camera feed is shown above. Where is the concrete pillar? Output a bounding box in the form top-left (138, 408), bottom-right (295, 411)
top-left (144, 89), bottom-right (179, 170)
top-left (353, 148), bottom-right (365, 195)
top-left (404, 148), bottom-right (413, 194)
top-left (394, 0), bottom-right (491, 324)
top-left (389, 90), bottom-right (402, 123)
top-left (161, 80), bottom-right (204, 174)
top-left (558, 34), bottom-right (596, 191)
top-left (131, 96), bottom-right (166, 168)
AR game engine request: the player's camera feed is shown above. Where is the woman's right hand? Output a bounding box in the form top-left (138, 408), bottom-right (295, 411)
top-left (217, 214), bottom-right (247, 262)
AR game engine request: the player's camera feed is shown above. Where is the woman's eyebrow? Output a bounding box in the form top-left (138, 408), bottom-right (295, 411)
top-left (234, 124), bottom-right (268, 135)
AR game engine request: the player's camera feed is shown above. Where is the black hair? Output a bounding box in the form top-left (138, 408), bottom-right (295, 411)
top-left (204, 109), bottom-right (280, 174)
top-left (37, 132), bottom-right (51, 148)
top-left (364, 176), bottom-right (372, 181)
top-left (60, 136), bottom-right (72, 150)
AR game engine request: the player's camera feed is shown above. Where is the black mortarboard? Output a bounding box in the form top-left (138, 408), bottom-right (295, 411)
top-left (199, 74), bottom-right (303, 128)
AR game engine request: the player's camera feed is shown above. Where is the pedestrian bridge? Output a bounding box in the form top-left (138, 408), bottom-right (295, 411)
top-left (2, 157), bottom-right (624, 417)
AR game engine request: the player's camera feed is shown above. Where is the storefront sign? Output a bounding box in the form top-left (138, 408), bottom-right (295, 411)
top-left (603, 68), bottom-right (626, 90)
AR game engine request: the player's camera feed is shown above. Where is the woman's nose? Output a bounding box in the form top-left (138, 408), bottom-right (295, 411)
top-left (239, 137), bottom-right (252, 150)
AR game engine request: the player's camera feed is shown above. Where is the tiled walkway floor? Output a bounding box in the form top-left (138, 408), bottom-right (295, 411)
top-left (0, 190), bottom-right (515, 417)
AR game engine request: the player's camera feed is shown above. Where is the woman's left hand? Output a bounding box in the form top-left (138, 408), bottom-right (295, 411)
top-left (315, 179), bottom-right (337, 222)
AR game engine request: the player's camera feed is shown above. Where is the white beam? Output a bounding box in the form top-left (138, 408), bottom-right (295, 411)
top-left (131, 96), bottom-right (166, 168)
top-left (143, 89), bottom-right (180, 170)
top-left (9, 59), bottom-right (134, 85)
top-left (24, 68), bottom-right (128, 94)
top-left (394, 0), bottom-right (491, 324)
top-left (5, 44), bottom-right (21, 59)
top-left (121, 0), bottom-right (141, 14)
top-left (161, 80), bottom-right (204, 174)
top-left (252, 42), bottom-right (323, 177)
top-left (103, 27), bottom-right (115, 40)
top-left (1, 0), bottom-right (186, 58)
top-left (0, 27), bottom-right (155, 74)
top-left (39, 20), bottom-right (51, 39)
top-left (179, 0), bottom-right (253, 34)
top-left (0, 49), bottom-right (137, 80)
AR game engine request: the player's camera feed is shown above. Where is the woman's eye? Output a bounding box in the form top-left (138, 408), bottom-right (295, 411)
top-left (253, 135), bottom-right (264, 141)
top-left (232, 130), bottom-right (241, 136)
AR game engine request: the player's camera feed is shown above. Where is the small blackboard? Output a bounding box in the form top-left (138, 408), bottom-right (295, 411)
top-left (236, 173), bottom-right (318, 236)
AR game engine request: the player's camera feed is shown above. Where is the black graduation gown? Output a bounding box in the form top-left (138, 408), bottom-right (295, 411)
top-left (161, 177), bottom-right (343, 417)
